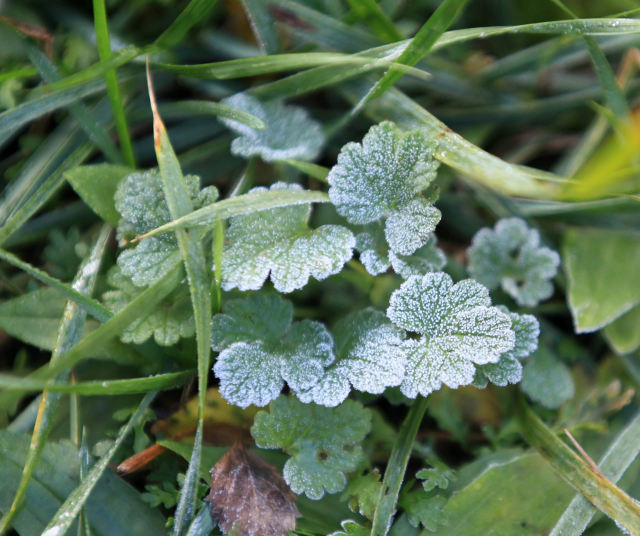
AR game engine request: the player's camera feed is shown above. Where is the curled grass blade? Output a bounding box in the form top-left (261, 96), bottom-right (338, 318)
top-left (520, 398), bottom-right (640, 535)
top-left (41, 391), bottom-right (156, 536)
top-left (0, 226), bottom-right (110, 535)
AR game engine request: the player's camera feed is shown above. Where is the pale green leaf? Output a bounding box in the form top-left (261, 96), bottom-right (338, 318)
top-left (468, 218), bottom-right (560, 307)
top-left (329, 520), bottom-right (369, 536)
top-left (342, 469), bottom-right (381, 520)
top-left (389, 235), bottom-right (446, 279)
top-left (251, 396), bottom-right (371, 499)
top-left (399, 492), bottom-right (447, 532)
top-left (386, 272), bottom-right (515, 397)
top-left (603, 305), bottom-right (640, 355)
top-left (521, 347), bottom-right (574, 409)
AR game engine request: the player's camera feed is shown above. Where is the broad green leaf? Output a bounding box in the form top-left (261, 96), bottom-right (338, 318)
top-left (0, 431), bottom-right (166, 536)
top-left (603, 305), bottom-right (640, 355)
top-left (521, 347), bottom-right (574, 409)
top-left (386, 272), bottom-right (515, 398)
top-left (468, 218), bottom-right (560, 307)
top-left (328, 122), bottom-right (440, 256)
top-left (221, 182), bottom-right (354, 293)
top-left (65, 164), bottom-right (133, 226)
top-left (298, 309), bottom-right (406, 407)
top-left (563, 228), bottom-right (640, 332)
top-left (103, 267), bottom-right (194, 346)
top-left (115, 169), bottom-right (218, 286)
top-left (220, 93), bottom-right (325, 161)
top-left (474, 308), bottom-right (539, 388)
top-left (251, 396), bottom-right (372, 499)
top-left (212, 293), bottom-right (334, 408)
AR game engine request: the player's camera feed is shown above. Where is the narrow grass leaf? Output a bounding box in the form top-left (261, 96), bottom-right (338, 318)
top-left (0, 226), bottom-right (109, 534)
top-left (241, 0), bottom-right (281, 54)
top-left (41, 391), bottom-right (156, 536)
top-left (147, 64), bottom-right (212, 534)
top-left (520, 398), bottom-right (640, 535)
top-left (160, 100), bottom-right (265, 129)
top-left (154, 0), bottom-right (218, 49)
top-left (281, 160), bottom-right (329, 182)
top-left (551, 410), bottom-right (640, 535)
top-left (93, 0), bottom-right (136, 166)
top-left (345, 0), bottom-right (404, 42)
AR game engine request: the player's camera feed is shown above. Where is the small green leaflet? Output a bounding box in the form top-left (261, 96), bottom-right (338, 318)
top-left (386, 272), bottom-right (515, 397)
top-left (251, 396), bottom-right (372, 499)
top-left (298, 309), bottom-right (406, 407)
top-left (342, 469), bottom-right (382, 520)
top-left (103, 267), bottom-right (194, 346)
top-left (212, 294), bottom-right (334, 408)
top-left (115, 169), bottom-right (218, 286)
top-left (328, 121), bottom-right (441, 256)
top-left (329, 520), bottom-right (370, 536)
top-left (220, 93), bottom-right (325, 161)
top-left (521, 347), bottom-right (575, 409)
top-left (220, 182), bottom-right (354, 293)
top-left (399, 492), bottom-right (447, 532)
top-left (468, 218), bottom-right (560, 307)
top-left (474, 307), bottom-right (539, 388)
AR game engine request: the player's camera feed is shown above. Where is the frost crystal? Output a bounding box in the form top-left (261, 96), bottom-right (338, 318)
top-left (474, 307), bottom-right (539, 387)
top-left (212, 294), bottom-right (334, 408)
top-left (386, 272), bottom-right (515, 397)
top-left (389, 235), bottom-right (446, 279)
top-left (220, 182), bottom-right (355, 293)
top-left (220, 93), bottom-right (325, 161)
top-left (355, 226), bottom-right (390, 276)
top-left (328, 121), bottom-right (441, 256)
top-left (468, 218), bottom-right (560, 307)
top-left (102, 267), bottom-right (194, 346)
top-left (251, 396), bottom-right (372, 499)
top-left (298, 309), bottom-right (406, 407)
top-left (115, 170), bottom-right (218, 286)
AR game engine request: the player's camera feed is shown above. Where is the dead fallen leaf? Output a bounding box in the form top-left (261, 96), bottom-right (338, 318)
top-left (206, 442), bottom-right (300, 536)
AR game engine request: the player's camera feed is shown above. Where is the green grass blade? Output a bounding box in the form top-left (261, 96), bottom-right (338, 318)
top-left (0, 371), bottom-right (193, 395)
top-left (281, 159), bottom-right (329, 182)
top-left (159, 100), bottom-right (265, 129)
top-left (370, 397), bottom-right (428, 536)
top-left (241, 0), bottom-right (281, 54)
top-left (0, 66), bottom-right (37, 84)
top-left (0, 226), bottom-right (109, 535)
top-left (154, 0), bottom-right (218, 49)
top-left (147, 64), bottom-right (212, 534)
top-left (345, 0), bottom-right (404, 42)
top-left (212, 217), bottom-right (224, 314)
top-left (0, 247), bottom-right (111, 322)
top-left (41, 391), bottom-right (156, 536)
top-left (93, 0), bottom-right (136, 167)
top-left (550, 410), bottom-right (640, 535)
top-left (520, 398), bottom-right (640, 534)
top-left (132, 189), bottom-right (328, 240)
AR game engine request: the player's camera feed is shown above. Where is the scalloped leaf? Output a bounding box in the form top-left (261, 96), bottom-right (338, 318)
top-left (468, 218), bottom-right (559, 307)
top-left (386, 272), bottom-right (515, 397)
top-left (102, 266), bottom-right (194, 346)
top-left (212, 294), bottom-right (334, 408)
top-left (298, 309), bottom-right (406, 407)
top-left (389, 235), bottom-right (446, 279)
top-left (328, 121), bottom-right (440, 256)
top-left (220, 182), bottom-right (355, 293)
top-left (355, 226), bottom-right (390, 276)
top-left (115, 169), bottom-right (218, 286)
top-left (251, 396), bottom-right (371, 499)
top-left (220, 93), bottom-right (325, 161)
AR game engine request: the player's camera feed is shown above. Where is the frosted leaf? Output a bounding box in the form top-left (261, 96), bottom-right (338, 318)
top-left (521, 347), bottom-right (574, 408)
top-left (355, 226), bottom-right (390, 276)
top-left (298, 309), bottom-right (406, 407)
top-left (389, 235), bottom-right (446, 279)
top-left (386, 273), bottom-right (515, 398)
top-left (468, 218), bottom-right (560, 307)
top-left (220, 93), bottom-right (325, 161)
top-left (211, 294), bottom-right (335, 408)
top-left (251, 396), bottom-right (372, 499)
top-left (115, 170), bottom-right (218, 286)
top-left (221, 182), bottom-right (355, 293)
top-left (385, 199), bottom-right (441, 255)
top-left (102, 267), bottom-right (194, 346)
top-left (400, 493), bottom-right (447, 532)
top-left (329, 520), bottom-right (369, 536)
top-left (474, 308), bottom-right (539, 387)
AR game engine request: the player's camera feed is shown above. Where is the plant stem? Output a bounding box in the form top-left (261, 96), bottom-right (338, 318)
top-left (370, 396), bottom-right (428, 536)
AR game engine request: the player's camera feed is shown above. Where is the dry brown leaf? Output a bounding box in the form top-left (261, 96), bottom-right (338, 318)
top-left (206, 442), bottom-right (300, 536)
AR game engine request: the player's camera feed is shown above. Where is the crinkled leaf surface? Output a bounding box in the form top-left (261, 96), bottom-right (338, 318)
top-left (220, 182), bottom-right (354, 293)
top-left (212, 294), bottom-right (334, 408)
top-left (328, 121), bottom-right (440, 256)
top-left (389, 234), bottom-right (446, 279)
top-left (474, 308), bottom-right (539, 388)
top-left (468, 218), bottom-right (559, 307)
top-left (386, 272), bottom-right (515, 397)
top-left (355, 226), bottom-right (390, 276)
top-left (221, 93), bottom-right (325, 161)
top-left (251, 396), bottom-right (372, 499)
top-left (103, 266), bottom-right (194, 346)
top-left (298, 309), bottom-right (406, 407)
top-left (115, 169), bottom-right (218, 286)
top-left (521, 347), bottom-right (574, 409)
